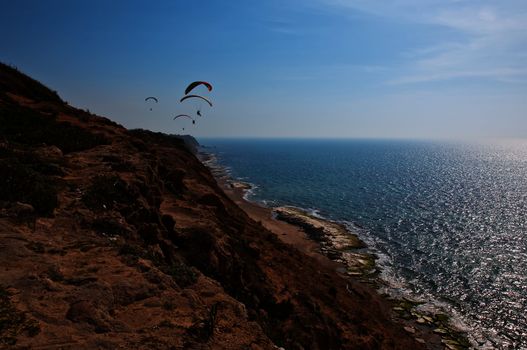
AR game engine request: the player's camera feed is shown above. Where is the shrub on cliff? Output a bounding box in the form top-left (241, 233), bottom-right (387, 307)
top-left (164, 262), bottom-right (197, 288)
top-left (0, 103), bottom-right (108, 153)
top-left (82, 175), bottom-right (139, 211)
top-left (0, 158), bottom-right (58, 216)
top-left (129, 129), bottom-right (187, 149)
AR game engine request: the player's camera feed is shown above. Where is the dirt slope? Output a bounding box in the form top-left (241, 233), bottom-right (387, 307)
top-left (0, 63), bottom-right (424, 349)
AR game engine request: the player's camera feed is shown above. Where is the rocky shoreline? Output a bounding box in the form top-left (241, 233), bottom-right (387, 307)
top-left (273, 206), bottom-right (376, 277)
top-left (209, 174), bottom-right (474, 350)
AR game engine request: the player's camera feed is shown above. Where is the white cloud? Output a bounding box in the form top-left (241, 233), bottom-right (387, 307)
top-left (316, 0), bottom-right (527, 84)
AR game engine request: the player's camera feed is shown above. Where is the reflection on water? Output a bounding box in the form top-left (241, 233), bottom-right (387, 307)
top-left (202, 138), bottom-right (527, 348)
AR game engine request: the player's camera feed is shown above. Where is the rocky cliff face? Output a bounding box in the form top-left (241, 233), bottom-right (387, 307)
top-left (0, 63), bottom-right (423, 349)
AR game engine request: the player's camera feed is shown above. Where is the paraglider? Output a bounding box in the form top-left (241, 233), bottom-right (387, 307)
top-left (180, 95), bottom-right (212, 107)
top-left (145, 96), bottom-right (158, 111)
top-left (168, 80), bottom-right (214, 133)
top-left (173, 114), bottom-right (196, 125)
top-left (173, 114), bottom-right (194, 132)
top-left (181, 81), bottom-right (213, 117)
top-left (184, 81), bottom-right (213, 95)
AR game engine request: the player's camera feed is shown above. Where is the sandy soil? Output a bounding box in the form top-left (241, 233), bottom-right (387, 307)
top-left (219, 178), bottom-right (341, 270)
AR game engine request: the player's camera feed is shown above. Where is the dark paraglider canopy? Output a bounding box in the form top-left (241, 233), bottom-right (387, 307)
top-left (145, 96), bottom-right (158, 111)
top-left (184, 81), bottom-right (212, 95)
top-left (171, 81), bottom-right (213, 131)
top-left (173, 114), bottom-right (194, 121)
top-left (180, 94), bottom-right (212, 107)
top-left (173, 114), bottom-right (196, 125)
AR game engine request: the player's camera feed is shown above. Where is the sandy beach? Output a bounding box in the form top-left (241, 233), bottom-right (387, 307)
top-left (220, 179), bottom-right (340, 267)
top-left (219, 178), bottom-right (382, 278)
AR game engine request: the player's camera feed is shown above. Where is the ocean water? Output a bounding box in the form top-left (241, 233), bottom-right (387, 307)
top-left (200, 138), bottom-right (527, 349)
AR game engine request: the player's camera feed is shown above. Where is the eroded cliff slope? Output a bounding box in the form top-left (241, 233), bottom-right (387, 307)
top-left (0, 63), bottom-right (422, 349)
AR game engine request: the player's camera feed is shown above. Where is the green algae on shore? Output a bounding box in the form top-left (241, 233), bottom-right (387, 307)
top-left (390, 298), bottom-right (471, 350)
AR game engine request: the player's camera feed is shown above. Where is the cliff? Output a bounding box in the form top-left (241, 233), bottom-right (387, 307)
top-left (0, 63), bottom-right (423, 349)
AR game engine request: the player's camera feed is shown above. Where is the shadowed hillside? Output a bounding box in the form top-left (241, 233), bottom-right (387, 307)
top-left (0, 63), bottom-right (424, 349)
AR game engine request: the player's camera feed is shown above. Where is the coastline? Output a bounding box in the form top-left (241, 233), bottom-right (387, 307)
top-left (200, 152), bottom-right (345, 270)
top-left (0, 63), bottom-right (485, 349)
top-left (199, 149), bottom-right (474, 350)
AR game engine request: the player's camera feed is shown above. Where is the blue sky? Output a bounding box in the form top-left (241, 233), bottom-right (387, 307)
top-left (1, 0), bottom-right (526, 139)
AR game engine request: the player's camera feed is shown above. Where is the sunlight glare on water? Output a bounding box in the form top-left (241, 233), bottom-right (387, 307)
top-left (203, 138), bottom-right (527, 348)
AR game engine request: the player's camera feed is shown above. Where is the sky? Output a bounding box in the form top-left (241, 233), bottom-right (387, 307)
top-left (1, 0), bottom-right (526, 139)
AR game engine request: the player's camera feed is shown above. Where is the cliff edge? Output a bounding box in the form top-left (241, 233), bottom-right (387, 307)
top-left (0, 63), bottom-right (423, 349)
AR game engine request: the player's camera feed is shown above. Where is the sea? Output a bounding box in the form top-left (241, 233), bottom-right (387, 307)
top-left (199, 138), bottom-right (527, 349)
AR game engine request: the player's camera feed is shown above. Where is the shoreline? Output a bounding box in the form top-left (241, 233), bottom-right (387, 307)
top-left (200, 152), bottom-right (353, 270)
top-left (199, 149), bottom-right (474, 350)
